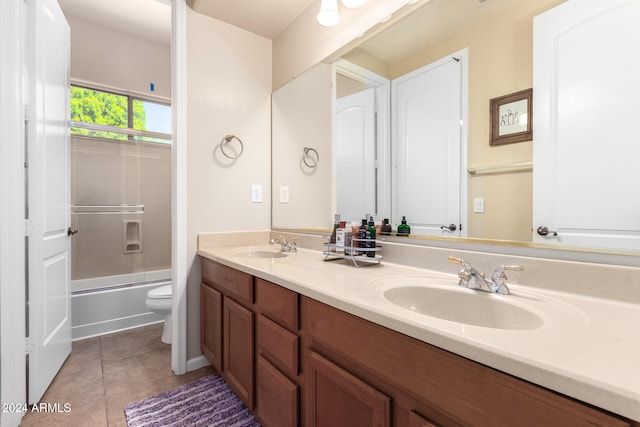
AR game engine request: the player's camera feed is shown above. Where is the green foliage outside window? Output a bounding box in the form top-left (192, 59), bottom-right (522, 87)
top-left (70, 86), bottom-right (147, 139)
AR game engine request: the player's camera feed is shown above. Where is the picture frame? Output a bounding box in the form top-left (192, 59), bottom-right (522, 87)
top-left (489, 88), bottom-right (533, 146)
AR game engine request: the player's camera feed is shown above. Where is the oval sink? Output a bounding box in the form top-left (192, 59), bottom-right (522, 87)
top-left (383, 285), bottom-right (543, 330)
top-left (234, 250), bottom-right (289, 259)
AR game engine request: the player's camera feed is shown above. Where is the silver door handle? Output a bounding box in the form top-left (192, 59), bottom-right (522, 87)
top-left (440, 224), bottom-right (457, 232)
top-left (536, 226), bottom-right (557, 237)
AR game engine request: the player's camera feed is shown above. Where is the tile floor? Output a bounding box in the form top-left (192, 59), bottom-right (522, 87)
top-left (20, 323), bottom-right (215, 427)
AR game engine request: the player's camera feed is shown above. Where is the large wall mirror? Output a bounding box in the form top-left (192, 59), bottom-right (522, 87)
top-left (272, 0), bottom-right (640, 262)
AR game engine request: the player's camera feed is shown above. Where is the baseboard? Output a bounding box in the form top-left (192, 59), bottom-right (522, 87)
top-left (187, 355), bottom-right (211, 372)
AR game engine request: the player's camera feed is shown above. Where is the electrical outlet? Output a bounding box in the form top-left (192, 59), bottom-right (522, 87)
top-left (251, 184), bottom-right (262, 203)
top-left (473, 197), bottom-right (485, 213)
top-left (279, 186), bottom-right (290, 204)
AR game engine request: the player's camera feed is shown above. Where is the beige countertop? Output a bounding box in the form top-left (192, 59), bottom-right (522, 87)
top-left (197, 233), bottom-right (640, 422)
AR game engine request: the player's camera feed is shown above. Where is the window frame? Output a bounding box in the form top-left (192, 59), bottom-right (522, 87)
top-left (70, 83), bottom-right (171, 144)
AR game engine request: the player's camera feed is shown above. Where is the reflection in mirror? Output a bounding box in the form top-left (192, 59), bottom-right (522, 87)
top-left (272, 0), bottom-right (640, 259)
top-left (335, 60), bottom-right (390, 223)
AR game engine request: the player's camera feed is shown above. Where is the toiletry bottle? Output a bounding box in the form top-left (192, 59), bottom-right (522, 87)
top-left (359, 218), bottom-right (369, 256)
top-left (380, 218), bottom-right (392, 235)
top-left (397, 216), bottom-right (411, 236)
top-left (336, 221), bottom-right (346, 254)
top-left (330, 213), bottom-right (340, 244)
top-left (344, 228), bottom-right (353, 256)
top-left (350, 222), bottom-right (360, 255)
top-left (367, 216), bottom-right (376, 257)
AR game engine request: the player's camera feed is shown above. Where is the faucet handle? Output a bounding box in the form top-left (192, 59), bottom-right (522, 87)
top-left (493, 264), bottom-right (524, 277)
top-left (448, 256), bottom-right (471, 269)
top-left (448, 256), bottom-right (474, 281)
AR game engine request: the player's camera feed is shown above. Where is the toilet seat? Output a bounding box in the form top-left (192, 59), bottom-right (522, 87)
top-left (147, 284), bottom-right (172, 299)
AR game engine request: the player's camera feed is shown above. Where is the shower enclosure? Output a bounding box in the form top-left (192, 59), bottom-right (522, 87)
top-left (69, 85), bottom-right (171, 339)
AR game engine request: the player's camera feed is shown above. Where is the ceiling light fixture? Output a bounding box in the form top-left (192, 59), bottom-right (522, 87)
top-left (317, 0), bottom-right (368, 27)
top-left (317, 0), bottom-right (341, 27)
top-left (341, 0), bottom-right (367, 8)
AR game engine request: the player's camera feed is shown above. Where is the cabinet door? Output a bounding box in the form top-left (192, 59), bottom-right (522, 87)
top-left (224, 297), bottom-right (254, 410)
top-left (257, 355), bottom-right (298, 427)
top-left (200, 283), bottom-right (222, 372)
top-left (408, 411), bottom-right (439, 427)
top-left (307, 351), bottom-right (390, 427)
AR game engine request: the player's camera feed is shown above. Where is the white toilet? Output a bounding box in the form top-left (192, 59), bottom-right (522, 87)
top-left (145, 284), bottom-right (172, 344)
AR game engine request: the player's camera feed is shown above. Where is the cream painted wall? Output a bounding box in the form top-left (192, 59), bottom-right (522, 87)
top-left (185, 8), bottom-right (272, 359)
top-left (272, 0), bottom-right (420, 90)
top-left (389, 0), bottom-right (565, 241)
top-left (272, 62), bottom-right (333, 230)
top-left (66, 14), bottom-right (171, 98)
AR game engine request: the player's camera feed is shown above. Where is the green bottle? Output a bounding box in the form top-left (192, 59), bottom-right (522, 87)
top-left (367, 216), bottom-right (376, 258)
top-left (397, 216), bottom-right (410, 236)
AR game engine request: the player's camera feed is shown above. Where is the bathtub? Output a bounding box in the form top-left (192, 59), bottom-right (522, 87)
top-left (71, 269), bottom-right (171, 340)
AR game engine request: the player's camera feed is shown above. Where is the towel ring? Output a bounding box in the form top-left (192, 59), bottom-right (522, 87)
top-left (303, 147), bottom-right (319, 168)
top-left (219, 135), bottom-right (244, 159)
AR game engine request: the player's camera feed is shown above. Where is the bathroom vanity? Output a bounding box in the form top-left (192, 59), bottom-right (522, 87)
top-left (198, 233), bottom-right (640, 427)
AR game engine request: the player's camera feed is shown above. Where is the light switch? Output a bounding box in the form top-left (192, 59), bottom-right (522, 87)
top-left (251, 184), bottom-right (263, 203)
top-left (279, 186), bottom-right (290, 204)
top-left (474, 197), bottom-right (485, 213)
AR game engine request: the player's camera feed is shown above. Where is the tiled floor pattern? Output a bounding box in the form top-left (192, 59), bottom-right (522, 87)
top-left (20, 324), bottom-right (215, 426)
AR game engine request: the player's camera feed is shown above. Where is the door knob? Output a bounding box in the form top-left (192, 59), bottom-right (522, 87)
top-left (441, 224), bottom-right (457, 232)
top-left (67, 227), bottom-right (79, 236)
top-left (536, 226), bottom-right (557, 237)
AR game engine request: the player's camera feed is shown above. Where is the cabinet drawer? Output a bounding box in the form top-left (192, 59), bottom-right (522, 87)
top-left (257, 314), bottom-right (299, 378)
top-left (257, 355), bottom-right (298, 427)
top-left (202, 258), bottom-right (253, 305)
top-left (255, 278), bottom-right (298, 331)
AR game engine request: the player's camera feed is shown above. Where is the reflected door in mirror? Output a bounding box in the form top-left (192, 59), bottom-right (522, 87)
top-left (336, 88), bottom-right (377, 221)
top-left (392, 53), bottom-right (467, 237)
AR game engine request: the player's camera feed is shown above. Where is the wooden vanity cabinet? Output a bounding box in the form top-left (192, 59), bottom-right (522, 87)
top-left (200, 258), bottom-right (634, 427)
top-left (302, 296), bottom-right (630, 427)
top-left (200, 258), bottom-right (255, 410)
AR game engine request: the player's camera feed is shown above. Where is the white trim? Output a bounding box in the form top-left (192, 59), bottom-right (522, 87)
top-left (171, 0), bottom-right (188, 375)
top-left (334, 59), bottom-right (392, 221)
top-left (71, 269), bottom-right (171, 293)
top-left (0, 0), bottom-right (27, 425)
top-left (187, 355), bottom-right (211, 372)
top-left (70, 77), bottom-right (171, 104)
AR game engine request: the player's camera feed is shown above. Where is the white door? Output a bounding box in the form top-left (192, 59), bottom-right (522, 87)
top-left (26, 0), bottom-right (72, 403)
top-left (392, 54), bottom-right (466, 237)
top-left (533, 0), bottom-right (640, 252)
top-left (336, 88), bottom-right (377, 221)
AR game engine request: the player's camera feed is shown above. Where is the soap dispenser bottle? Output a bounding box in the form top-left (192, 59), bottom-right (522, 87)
top-left (367, 216), bottom-right (376, 258)
top-left (397, 216), bottom-right (411, 236)
top-left (380, 218), bottom-right (392, 235)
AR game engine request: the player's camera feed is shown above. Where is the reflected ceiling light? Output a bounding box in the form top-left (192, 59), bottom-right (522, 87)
top-left (317, 0), bottom-right (341, 27)
top-left (341, 0), bottom-right (367, 8)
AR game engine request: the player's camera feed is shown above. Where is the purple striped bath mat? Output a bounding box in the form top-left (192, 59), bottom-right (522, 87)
top-left (124, 374), bottom-right (261, 427)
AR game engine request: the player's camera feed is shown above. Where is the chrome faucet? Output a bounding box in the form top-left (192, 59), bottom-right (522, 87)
top-left (448, 256), bottom-right (523, 295)
top-left (269, 236), bottom-right (298, 253)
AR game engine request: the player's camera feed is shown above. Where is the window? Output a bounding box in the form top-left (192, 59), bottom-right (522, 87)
top-left (70, 85), bottom-right (171, 144)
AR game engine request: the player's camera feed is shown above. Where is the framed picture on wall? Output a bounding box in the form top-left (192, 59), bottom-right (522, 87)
top-left (489, 88), bottom-right (533, 146)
